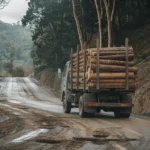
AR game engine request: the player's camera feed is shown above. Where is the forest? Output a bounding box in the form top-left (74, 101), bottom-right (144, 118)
top-left (22, 0), bottom-right (150, 70)
top-left (0, 21), bottom-right (33, 76)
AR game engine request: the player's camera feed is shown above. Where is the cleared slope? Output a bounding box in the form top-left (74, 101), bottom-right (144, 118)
top-left (133, 60), bottom-right (150, 115)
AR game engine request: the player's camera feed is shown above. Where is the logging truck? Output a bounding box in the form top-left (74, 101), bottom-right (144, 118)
top-left (61, 40), bottom-right (137, 118)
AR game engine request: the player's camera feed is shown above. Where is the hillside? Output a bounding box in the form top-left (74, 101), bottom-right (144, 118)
top-left (130, 24), bottom-right (150, 115)
top-left (130, 24), bottom-right (150, 59)
top-left (133, 60), bottom-right (150, 115)
top-left (0, 21), bottom-right (33, 76)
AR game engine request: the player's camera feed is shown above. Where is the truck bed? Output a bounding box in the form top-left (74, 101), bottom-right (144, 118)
top-left (69, 46), bottom-right (137, 92)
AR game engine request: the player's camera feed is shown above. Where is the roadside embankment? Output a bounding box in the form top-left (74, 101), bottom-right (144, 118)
top-left (133, 60), bottom-right (150, 116)
top-left (34, 59), bottom-right (150, 117)
top-left (35, 69), bottom-right (61, 97)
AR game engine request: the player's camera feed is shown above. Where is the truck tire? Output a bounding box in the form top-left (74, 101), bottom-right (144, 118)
top-left (79, 95), bottom-right (95, 118)
top-left (114, 111), bottom-right (130, 118)
top-left (79, 96), bottom-right (87, 118)
top-left (96, 108), bottom-right (101, 114)
top-left (114, 94), bottom-right (132, 118)
top-left (63, 94), bottom-right (71, 113)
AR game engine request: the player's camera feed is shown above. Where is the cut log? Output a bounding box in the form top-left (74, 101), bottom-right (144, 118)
top-left (73, 62), bottom-right (84, 67)
top-left (90, 59), bottom-right (134, 66)
top-left (98, 54), bottom-right (134, 60)
top-left (70, 84), bottom-right (135, 89)
top-left (89, 84), bottom-right (135, 89)
top-left (92, 51), bottom-right (133, 56)
top-left (90, 79), bottom-right (135, 83)
top-left (72, 46), bottom-right (133, 58)
top-left (90, 64), bottom-right (137, 73)
top-left (73, 72), bottom-right (85, 78)
top-left (88, 72), bottom-right (135, 80)
top-left (87, 47), bottom-right (133, 52)
top-left (72, 58), bottom-right (85, 66)
top-left (89, 82), bottom-right (135, 87)
top-left (72, 78), bottom-right (83, 83)
top-left (72, 51), bottom-right (89, 58)
top-left (69, 46), bottom-right (136, 91)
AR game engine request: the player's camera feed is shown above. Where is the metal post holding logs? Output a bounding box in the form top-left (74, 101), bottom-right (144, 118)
top-left (125, 38), bottom-right (129, 90)
top-left (96, 39), bottom-right (100, 90)
top-left (76, 45), bottom-right (79, 89)
top-left (71, 48), bottom-right (73, 90)
top-left (83, 42), bottom-right (86, 91)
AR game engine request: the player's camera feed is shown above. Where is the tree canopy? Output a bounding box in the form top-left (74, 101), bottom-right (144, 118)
top-left (22, 0), bottom-right (150, 70)
top-left (0, 0), bottom-right (10, 9)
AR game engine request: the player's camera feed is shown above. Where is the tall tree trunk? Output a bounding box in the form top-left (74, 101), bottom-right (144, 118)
top-left (103, 0), bottom-right (116, 47)
top-left (72, 0), bottom-right (84, 50)
top-left (103, 0), bottom-right (112, 47)
top-left (94, 0), bottom-right (102, 48)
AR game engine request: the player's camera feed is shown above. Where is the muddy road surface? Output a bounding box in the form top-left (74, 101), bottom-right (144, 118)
top-left (0, 77), bottom-right (150, 150)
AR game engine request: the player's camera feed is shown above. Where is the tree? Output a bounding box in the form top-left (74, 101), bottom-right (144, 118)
top-left (22, 0), bottom-right (79, 69)
top-left (72, 0), bottom-right (84, 50)
top-left (22, 0), bottom-right (150, 70)
top-left (103, 0), bottom-right (116, 47)
top-left (0, 0), bottom-right (10, 9)
top-left (94, 0), bottom-right (103, 48)
top-left (6, 42), bottom-right (15, 76)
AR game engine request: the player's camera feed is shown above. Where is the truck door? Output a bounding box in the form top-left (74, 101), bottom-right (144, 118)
top-left (61, 63), bottom-right (69, 92)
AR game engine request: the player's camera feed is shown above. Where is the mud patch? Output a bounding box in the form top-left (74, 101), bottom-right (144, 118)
top-left (93, 130), bottom-right (110, 138)
top-left (0, 108), bottom-right (24, 139)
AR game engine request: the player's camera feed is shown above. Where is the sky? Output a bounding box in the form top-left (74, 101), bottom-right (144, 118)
top-left (0, 0), bottom-right (28, 24)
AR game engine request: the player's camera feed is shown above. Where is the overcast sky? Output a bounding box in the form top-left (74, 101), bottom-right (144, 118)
top-left (0, 0), bottom-right (28, 24)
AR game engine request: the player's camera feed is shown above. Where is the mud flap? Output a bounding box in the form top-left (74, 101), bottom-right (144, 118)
top-left (120, 94), bottom-right (132, 114)
top-left (84, 93), bottom-right (97, 113)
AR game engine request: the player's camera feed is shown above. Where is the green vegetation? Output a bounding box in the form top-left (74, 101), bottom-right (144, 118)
top-left (12, 67), bottom-right (25, 77)
top-left (0, 21), bottom-right (33, 76)
top-left (22, 0), bottom-right (150, 70)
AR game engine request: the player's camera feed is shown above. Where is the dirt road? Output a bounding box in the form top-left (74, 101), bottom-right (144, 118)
top-left (0, 77), bottom-right (150, 150)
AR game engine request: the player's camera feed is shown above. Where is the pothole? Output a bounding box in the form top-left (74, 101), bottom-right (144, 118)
top-left (73, 137), bottom-right (138, 142)
top-left (92, 130), bottom-right (110, 138)
top-left (34, 139), bottom-right (62, 144)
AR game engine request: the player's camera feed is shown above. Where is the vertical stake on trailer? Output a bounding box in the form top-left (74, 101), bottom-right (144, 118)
top-left (77, 45), bottom-right (79, 89)
top-left (125, 38), bottom-right (129, 90)
top-left (96, 39), bottom-right (100, 90)
top-left (71, 48), bottom-right (73, 90)
top-left (83, 42), bottom-right (86, 91)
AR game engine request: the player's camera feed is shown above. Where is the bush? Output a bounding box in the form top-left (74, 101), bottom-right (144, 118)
top-left (13, 67), bottom-right (25, 77)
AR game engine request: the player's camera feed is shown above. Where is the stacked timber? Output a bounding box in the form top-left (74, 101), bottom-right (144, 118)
top-left (69, 46), bottom-right (137, 90)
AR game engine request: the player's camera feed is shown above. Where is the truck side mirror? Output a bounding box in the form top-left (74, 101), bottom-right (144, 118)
top-left (58, 68), bottom-right (62, 79)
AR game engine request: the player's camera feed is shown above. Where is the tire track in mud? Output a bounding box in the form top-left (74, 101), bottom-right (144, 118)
top-left (0, 78), bottom-right (10, 99)
top-left (16, 78), bottom-right (37, 100)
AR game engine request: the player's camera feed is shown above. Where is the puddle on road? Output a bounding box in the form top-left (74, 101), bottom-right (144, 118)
top-left (11, 129), bottom-right (49, 143)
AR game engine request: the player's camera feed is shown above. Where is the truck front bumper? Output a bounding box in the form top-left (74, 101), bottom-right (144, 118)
top-left (84, 102), bottom-right (134, 107)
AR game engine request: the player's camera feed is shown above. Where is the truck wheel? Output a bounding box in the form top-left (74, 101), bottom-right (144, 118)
top-left (96, 108), bottom-right (101, 114)
top-left (114, 94), bottom-right (132, 118)
top-left (79, 96), bottom-right (87, 118)
top-left (121, 113), bottom-right (130, 118)
top-left (114, 111), bottom-right (130, 118)
top-left (63, 94), bottom-right (71, 113)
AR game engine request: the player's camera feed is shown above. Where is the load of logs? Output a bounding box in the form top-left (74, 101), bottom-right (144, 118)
top-left (69, 46), bottom-right (137, 91)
